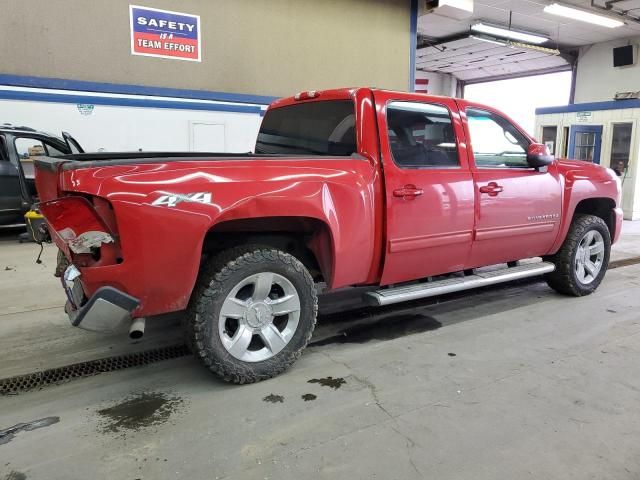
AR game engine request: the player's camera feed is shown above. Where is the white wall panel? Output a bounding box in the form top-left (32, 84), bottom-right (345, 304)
top-left (0, 98), bottom-right (263, 153)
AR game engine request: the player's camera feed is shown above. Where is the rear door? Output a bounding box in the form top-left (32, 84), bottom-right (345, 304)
top-left (374, 91), bottom-right (475, 285)
top-left (0, 135), bottom-right (24, 225)
top-left (458, 101), bottom-right (562, 267)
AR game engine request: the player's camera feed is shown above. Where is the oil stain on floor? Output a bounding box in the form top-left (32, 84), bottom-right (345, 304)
top-left (4, 471), bottom-right (26, 480)
top-left (309, 314), bottom-right (442, 347)
top-left (308, 377), bottom-right (346, 389)
top-left (301, 393), bottom-right (317, 401)
top-left (263, 394), bottom-right (284, 403)
top-left (96, 392), bottom-right (184, 434)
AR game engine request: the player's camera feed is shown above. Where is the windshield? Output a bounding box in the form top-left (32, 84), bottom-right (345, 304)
top-left (255, 100), bottom-right (357, 156)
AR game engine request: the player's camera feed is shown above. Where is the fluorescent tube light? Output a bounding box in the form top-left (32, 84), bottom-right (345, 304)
top-left (471, 22), bottom-right (549, 44)
top-left (544, 3), bottom-right (624, 28)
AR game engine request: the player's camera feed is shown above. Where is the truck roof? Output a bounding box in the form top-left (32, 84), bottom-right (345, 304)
top-left (268, 87), bottom-right (465, 110)
top-left (0, 124), bottom-right (64, 141)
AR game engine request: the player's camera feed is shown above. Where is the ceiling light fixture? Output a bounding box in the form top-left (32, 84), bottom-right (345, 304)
top-left (470, 34), bottom-right (509, 46)
top-left (543, 3), bottom-right (624, 28)
top-left (471, 22), bottom-right (549, 44)
top-left (470, 34), bottom-right (561, 55)
top-left (510, 41), bottom-right (561, 55)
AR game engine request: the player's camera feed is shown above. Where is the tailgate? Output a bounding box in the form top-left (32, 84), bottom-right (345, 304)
top-left (34, 157), bottom-right (69, 202)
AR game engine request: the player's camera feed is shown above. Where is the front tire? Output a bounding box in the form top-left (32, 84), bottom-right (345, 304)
top-left (187, 247), bottom-right (317, 384)
top-left (544, 214), bottom-right (611, 296)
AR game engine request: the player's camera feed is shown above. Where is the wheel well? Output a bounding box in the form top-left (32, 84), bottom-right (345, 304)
top-left (201, 216), bottom-right (333, 283)
top-left (573, 198), bottom-right (616, 239)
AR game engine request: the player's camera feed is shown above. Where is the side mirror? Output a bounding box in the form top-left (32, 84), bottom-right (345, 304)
top-left (527, 143), bottom-right (554, 169)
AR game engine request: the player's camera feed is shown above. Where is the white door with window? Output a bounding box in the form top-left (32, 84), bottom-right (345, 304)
top-left (190, 123), bottom-right (226, 152)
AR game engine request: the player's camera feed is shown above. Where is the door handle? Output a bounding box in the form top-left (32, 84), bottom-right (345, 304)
top-left (479, 182), bottom-right (503, 197)
top-left (393, 185), bottom-right (424, 199)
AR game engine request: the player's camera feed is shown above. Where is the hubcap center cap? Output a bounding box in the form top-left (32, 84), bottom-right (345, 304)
top-left (246, 302), bottom-right (272, 328)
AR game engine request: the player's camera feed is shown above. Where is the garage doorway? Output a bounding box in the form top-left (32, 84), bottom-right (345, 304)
top-left (464, 71), bottom-right (572, 135)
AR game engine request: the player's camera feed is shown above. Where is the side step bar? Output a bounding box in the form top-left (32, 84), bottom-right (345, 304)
top-left (365, 262), bottom-right (555, 307)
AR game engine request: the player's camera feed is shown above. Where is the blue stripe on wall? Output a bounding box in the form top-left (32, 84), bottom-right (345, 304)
top-left (409, 0), bottom-right (418, 92)
top-left (536, 99), bottom-right (640, 115)
top-left (0, 89), bottom-right (264, 114)
top-left (0, 73), bottom-right (277, 106)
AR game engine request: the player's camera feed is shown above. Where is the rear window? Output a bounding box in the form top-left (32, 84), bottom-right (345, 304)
top-left (255, 100), bottom-right (357, 156)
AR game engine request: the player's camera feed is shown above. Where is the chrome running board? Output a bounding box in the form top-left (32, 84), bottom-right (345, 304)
top-left (365, 262), bottom-right (555, 306)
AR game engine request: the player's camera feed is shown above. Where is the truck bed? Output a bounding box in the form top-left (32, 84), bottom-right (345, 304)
top-left (34, 152), bottom-right (362, 171)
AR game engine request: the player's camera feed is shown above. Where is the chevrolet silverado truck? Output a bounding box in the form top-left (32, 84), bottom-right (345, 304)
top-left (34, 88), bottom-right (622, 383)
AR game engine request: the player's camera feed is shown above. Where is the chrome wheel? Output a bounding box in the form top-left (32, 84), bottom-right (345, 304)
top-left (218, 272), bottom-right (301, 362)
top-left (575, 230), bottom-right (605, 285)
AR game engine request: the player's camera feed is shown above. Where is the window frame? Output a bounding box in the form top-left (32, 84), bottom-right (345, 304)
top-left (465, 107), bottom-right (533, 170)
top-left (13, 135), bottom-right (70, 159)
top-left (541, 125), bottom-right (558, 156)
top-left (384, 100), bottom-right (461, 170)
top-left (609, 121), bottom-right (633, 174)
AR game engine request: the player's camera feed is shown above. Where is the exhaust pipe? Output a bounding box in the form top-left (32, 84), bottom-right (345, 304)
top-left (129, 317), bottom-right (145, 340)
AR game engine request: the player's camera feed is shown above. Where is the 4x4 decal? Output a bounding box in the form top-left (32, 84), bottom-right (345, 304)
top-left (151, 192), bottom-right (212, 208)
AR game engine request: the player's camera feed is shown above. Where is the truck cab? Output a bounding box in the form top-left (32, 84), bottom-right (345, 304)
top-left (374, 92), bottom-right (564, 285)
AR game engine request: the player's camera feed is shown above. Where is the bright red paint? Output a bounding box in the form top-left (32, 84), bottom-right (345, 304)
top-left (35, 88), bottom-right (623, 319)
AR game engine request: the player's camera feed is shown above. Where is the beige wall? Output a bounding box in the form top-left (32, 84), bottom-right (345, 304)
top-left (2, 0), bottom-right (412, 97)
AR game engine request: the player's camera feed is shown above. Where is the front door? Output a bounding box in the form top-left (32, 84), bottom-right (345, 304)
top-left (569, 125), bottom-right (603, 164)
top-left (374, 91), bottom-right (475, 285)
top-left (458, 102), bottom-right (562, 268)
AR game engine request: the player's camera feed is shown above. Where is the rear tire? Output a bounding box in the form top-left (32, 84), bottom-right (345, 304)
top-left (544, 214), bottom-right (610, 296)
top-left (186, 247), bottom-right (317, 384)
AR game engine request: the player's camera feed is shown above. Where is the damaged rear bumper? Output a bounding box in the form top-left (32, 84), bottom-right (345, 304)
top-left (63, 265), bottom-right (139, 333)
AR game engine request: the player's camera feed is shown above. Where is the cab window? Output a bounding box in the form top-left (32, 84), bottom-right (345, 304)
top-left (255, 100), bottom-right (356, 156)
top-left (466, 108), bottom-right (530, 168)
top-left (386, 102), bottom-right (459, 168)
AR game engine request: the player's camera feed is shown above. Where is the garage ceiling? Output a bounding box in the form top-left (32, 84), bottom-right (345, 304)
top-left (417, 0), bottom-right (640, 82)
top-left (417, 35), bottom-right (572, 82)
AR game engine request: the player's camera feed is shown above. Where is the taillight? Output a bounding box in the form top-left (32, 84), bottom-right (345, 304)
top-left (38, 196), bottom-right (115, 256)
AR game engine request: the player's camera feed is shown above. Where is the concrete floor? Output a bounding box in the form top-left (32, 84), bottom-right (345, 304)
top-left (1, 224), bottom-right (640, 479)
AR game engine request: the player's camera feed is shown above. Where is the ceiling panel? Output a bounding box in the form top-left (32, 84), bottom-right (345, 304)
top-left (416, 34), bottom-right (571, 82)
top-left (419, 0), bottom-right (640, 48)
top-left (492, 0), bottom-right (549, 16)
top-left (416, 0), bottom-right (640, 82)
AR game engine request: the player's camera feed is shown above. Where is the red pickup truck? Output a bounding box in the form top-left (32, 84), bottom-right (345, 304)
top-left (35, 87), bottom-right (622, 383)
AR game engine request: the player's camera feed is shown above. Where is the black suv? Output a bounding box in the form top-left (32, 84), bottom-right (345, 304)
top-left (0, 125), bottom-right (83, 227)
